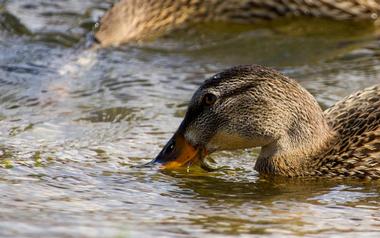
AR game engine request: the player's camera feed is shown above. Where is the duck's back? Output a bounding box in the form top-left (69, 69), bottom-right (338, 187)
top-left (318, 85), bottom-right (380, 178)
top-left (216, 0), bottom-right (380, 21)
top-left (96, 0), bottom-right (380, 46)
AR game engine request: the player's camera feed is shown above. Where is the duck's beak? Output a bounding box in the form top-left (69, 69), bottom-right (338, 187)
top-left (151, 132), bottom-right (205, 169)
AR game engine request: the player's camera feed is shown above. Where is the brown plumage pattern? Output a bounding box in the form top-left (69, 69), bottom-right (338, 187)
top-left (311, 84), bottom-right (380, 178)
top-left (152, 65), bottom-right (380, 179)
top-left (95, 0), bottom-right (380, 46)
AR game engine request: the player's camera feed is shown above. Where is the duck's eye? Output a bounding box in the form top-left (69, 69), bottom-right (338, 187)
top-left (203, 93), bottom-right (217, 106)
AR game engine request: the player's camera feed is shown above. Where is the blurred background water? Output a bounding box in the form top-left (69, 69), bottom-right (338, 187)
top-left (0, 1), bottom-right (380, 237)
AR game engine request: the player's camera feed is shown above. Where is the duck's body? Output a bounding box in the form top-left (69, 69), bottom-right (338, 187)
top-left (152, 65), bottom-right (380, 179)
top-left (315, 85), bottom-right (380, 178)
top-left (96, 0), bottom-right (380, 46)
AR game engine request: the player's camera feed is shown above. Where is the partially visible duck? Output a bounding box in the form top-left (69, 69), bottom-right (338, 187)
top-left (95, 0), bottom-right (380, 46)
top-left (152, 65), bottom-right (380, 179)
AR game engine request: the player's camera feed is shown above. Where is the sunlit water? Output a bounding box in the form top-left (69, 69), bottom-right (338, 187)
top-left (0, 1), bottom-right (380, 238)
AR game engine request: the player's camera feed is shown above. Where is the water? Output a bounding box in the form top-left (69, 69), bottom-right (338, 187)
top-left (0, 1), bottom-right (380, 237)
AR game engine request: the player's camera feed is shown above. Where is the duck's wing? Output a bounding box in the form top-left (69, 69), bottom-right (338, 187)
top-left (322, 84), bottom-right (380, 178)
top-left (324, 84), bottom-right (380, 136)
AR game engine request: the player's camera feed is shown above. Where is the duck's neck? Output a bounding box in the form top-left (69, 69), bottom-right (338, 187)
top-left (255, 114), bottom-right (335, 177)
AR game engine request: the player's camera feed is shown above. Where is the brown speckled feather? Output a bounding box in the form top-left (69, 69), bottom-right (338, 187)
top-left (96, 0), bottom-right (380, 46)
top-left (312, 85), bottom-right (380, 179)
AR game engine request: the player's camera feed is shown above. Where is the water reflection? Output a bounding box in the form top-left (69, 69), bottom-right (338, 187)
top-left (0, 0), bottom-right (380, 237)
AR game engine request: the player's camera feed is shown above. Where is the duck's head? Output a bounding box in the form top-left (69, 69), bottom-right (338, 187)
top-left (152, 65), bottom-right (329, 171)
top-left (95, 0), bottom-right (205, 47)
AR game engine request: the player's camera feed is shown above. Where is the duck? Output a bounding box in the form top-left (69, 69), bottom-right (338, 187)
top-left (151, 65), bottom-right (380, 179)
top-left (95, 0), bottom-right (380, 46)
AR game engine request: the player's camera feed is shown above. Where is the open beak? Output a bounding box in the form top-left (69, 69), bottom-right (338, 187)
top-left (151, 131), bottom-right (206, 169)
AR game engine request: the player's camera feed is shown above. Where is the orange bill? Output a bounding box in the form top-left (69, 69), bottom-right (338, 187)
top-left (151, 132), bottom-right (204, 169)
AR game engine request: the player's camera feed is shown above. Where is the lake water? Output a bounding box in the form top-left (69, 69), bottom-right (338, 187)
top-left (0, 1), bottom-right (380, 237)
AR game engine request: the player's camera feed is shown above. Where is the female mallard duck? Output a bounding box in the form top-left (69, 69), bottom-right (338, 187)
top-left (95, 0), bottom-right (380, 46)
top-left (152, 65), bottom-right (380, 179)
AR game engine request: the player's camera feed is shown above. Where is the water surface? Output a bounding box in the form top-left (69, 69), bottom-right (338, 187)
top-left (0, 1), bottom-right (380, 237)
